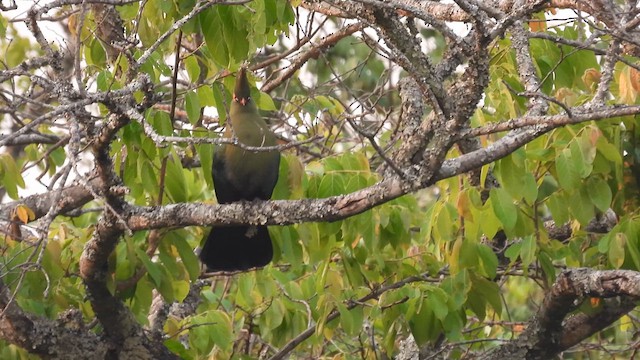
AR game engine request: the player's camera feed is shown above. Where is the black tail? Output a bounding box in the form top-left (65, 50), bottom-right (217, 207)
top-left (199, 225), bottom-right (273, 272)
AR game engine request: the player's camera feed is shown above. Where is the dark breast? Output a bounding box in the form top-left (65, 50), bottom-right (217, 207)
top-left (212, 144), bottom-right (280, 204)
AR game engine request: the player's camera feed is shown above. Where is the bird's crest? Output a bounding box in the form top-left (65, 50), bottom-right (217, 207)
top-left (233, 67), bottom-right (252, 106)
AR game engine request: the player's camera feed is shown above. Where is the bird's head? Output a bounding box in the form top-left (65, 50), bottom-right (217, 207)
top-left (233, 67), bottom-right (252, 106)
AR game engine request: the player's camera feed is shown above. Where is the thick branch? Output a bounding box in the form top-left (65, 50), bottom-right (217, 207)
top-left (480, 268), bottom-right (640, 360)
top-left (0, 279), bottom-right (109, 359)
top-left (0, 182), bottom-right (96, 221)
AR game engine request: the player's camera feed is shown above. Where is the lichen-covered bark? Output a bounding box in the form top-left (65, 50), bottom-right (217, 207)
top-left (479, 269), bottom-right (640, 359)
top-left (0, 0), bottom-right (639, 358)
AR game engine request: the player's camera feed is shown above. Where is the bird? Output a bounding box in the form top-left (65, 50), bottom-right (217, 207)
top-left (199, 67), bottom-right (280, 272)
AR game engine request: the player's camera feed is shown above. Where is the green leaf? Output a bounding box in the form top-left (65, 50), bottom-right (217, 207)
top-left (0, 154), bottom-right (24, 199)
top-left (212, 83), bottom-right (228, 123)
top-left (197, 141), bottom-right (214, 189)
top-left (570, 187), bottom-right (595, 226)
top-left (451, 238), bottom-right (478, 274)
top-left (625, 220), bottom-right (640, 269)
top-left (184, 55), bottom-right (201, 82)
top-left (556, 148), bottom-right (580, 190)
top-left (256, 90), bottom-right (277, 111)
top-left (140, 160), bottom-right (158, 197)
top-left (234, 277), bottom-right (256, 312)
top-left (151, 111), bottom-right (174, 136)
top-left (587, 177), bottom-right (612, 212)
top-left (537, 175), bottom-right (559, 201)
top-left (442, 310), bottom-right (464, 340)
top-left (477, 244), bottom-right (498, 279)
top-left (200, 9), bottom-right (229, 67)
top-left (337, 302), bottom-right (354, 336)
top-left (479, 204), bottom-right (500, 239)
top-left (86, 37), bottom-right (107, 67)
top-left (504, 242), bottom-right (522, 263)
top-left (163, 157), bottom-right (187, 203)
top-left (172, 280), bottom-right (190, 302)
top-left (596, 137), bottom-right (622, 165)
top-left (263, 297), bottom-right (286, 330)
top-left (471, 274), bottom-right (502, 315)
top-left (196, 310), bottom-right (233, 353)
top-left (609, 233), bottom-right (626, 268)
top-left (317, 173), bottom-right (346, 197)
top-left (185, 90), bottom-right (201, 124)
top-left (497, 154), bottom-right (538, 203)
top-left (428, 288), bottom-right (449, 321)
top-left (489, 188), bottom-right (517, 231)
top-left (538, 250), bottom-right (557, 284)
top-left (408, 299), bottom-right (440, 345)
top-left (134, 248), bottom-right (165, 294)
top-left (219, 7), bottom-right (249, 62)
top-left (571, 139), bottom-right (592, 178)
top-left (442, 270), bottom-right (470, 310)
top-left (342, 254), bottom-right (364, 288)
top-left (434, 203), bottom-right (459, 242)
top-left (197, 85), bottom-right (215, 107)
top-left (272, 154), bottom-right (291, 200)
top-left (547, 191), bottom-right (569, 225)
top-left (275, 226), bottom-right (303, 269)
top-left (519, 235), bottom-right (537, 268)
top-left (173, 237), bottom-right (201, 281)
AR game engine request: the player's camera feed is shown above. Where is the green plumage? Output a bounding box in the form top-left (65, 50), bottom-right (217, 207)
top-left (200, 68), bottom-right (280, 272)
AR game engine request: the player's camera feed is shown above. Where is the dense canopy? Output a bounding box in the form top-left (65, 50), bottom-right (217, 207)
top-left (0, 0), bottom-right (639, 359)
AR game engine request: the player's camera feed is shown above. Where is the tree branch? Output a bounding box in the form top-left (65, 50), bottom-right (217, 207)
top-left (0, 279), bottom-right (109, 358)
top-left (480, 268), bottom-right (640, 360)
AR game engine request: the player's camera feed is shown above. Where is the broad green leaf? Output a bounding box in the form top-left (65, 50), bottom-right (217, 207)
top-left (212, 83), bottom-right (228, 123)
top-left (556, 148), bottom-right (580, 190)
top-left (520, 235), bottom-right (537, 269)
top-left (140, 159), bottom-right (158, 197)
top-left (197, 85), bottom-right (215, 107)
top-left (151, 110), bottom-right (174, 136)
top-left (256, 91), bottom-right (277, 111)
top-left (596, 137), bottom-right (622, 165)
top-left (163, 157), bottom-right (187, 203)
top-left (537, 175), bottom-right (559, 201)
top-left (547, 191), bottom-right (569, 226)
top-left (477, 244), bottom-right (498, 279)
top-left (185, 90), bottom-right (201, 124)
top-left (570, 139), bottom-right (592, 178)
top-left (197, 141), bottom-right (214, 188)
top-left (317, 173), bottom-right (346, 197)
top-left (200, 9), bottom-right (229, 67)
top-left (625, 220), bottom-right (640, 269)
top-left (471, 274), bottom-right (502, 315)
top-left (489, 188), bottom-right (517, 230)
top-left (173, 237), bottom-right (201, 281)
top-left (408, 299), bottom-right (440, 345)
top-left (428, 288), bottom-right (449, 321)
top-left (87, 37), bottom-right (107, 67)
top-left (587, 177), bottom-right (612, 212)
top-left (609, 233), bottom-right (626, 268)
top-left (0, 154), bottom-right (24, 199)
top-left (570, 187), bottom-right (596, 226)
top-left (442, 310), bottom-right (464, 340)
top-left (497, 154), bottom-right (537, 203)
top-left (134, 248), bottom-right (165, 296)
top-left (184, 55), bottom-right (201, 82)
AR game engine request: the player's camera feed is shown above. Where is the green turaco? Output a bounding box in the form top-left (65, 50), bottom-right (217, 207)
top-left (200, 67), bottom-right (280, 271)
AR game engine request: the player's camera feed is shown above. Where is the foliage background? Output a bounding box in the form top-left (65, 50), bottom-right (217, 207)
top-left (0, 0), bottom-right (639, 359)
